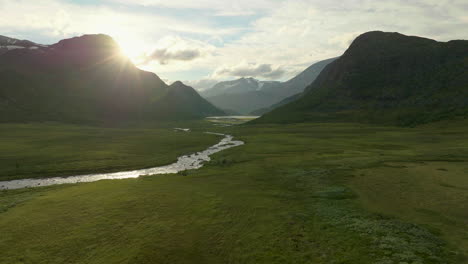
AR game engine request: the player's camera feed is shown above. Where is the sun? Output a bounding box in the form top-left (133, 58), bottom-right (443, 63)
top-left (111, 34), bottom-right (146, 64)
top-left (118, 40), bottom-right (141, 62)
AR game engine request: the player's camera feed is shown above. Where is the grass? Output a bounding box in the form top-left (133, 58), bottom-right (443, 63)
top-left (350, 161), bottom-right (468, 259)
top-left (0, 123), bottom-right (220, 181)
top-left (0, 120), bottom-right (467, 263)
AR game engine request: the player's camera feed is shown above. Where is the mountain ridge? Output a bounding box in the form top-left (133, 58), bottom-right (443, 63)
top-left (0, 34), bottom-right (224, 124)
top-left (0, 35), bottom-right (46, 56)
top-left (254, 31), bottom-right (468, 125)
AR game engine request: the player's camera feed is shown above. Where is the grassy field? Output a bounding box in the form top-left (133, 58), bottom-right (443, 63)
top-left (0, 123), bottom-right (220, 181)
top-left (0, 120), bottom-right (467, 263)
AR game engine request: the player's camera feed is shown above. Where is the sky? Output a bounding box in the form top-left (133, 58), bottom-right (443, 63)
top-left (1, 0), bottom-right (467, 90)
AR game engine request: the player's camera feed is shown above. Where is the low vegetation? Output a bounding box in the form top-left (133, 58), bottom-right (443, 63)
top-left (1, 120), bottom-right (467, 263)
top-left (0, 123), bottom-right (219, 181)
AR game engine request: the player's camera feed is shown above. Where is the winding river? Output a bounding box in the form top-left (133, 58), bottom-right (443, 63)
top-left (0, 133), bottom-right (244, 190)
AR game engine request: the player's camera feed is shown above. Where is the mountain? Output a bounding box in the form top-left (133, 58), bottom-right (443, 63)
top-left (250, 93), bottom-right (302, 116)
top-left (0, 36), bottom-right (47, 56)
top-left (0, 34), bottom-right (223, 123)
top-left (254, 31), bottom-right (468, 126)
top-left (201, 77), bottom-right (281, 98)
top-left (200, 78), bottom-right (282, 114)
top-left (249, 57), bottom-right (337, 115)
top-left (151, 81), bottom-right (224, 119)
top-left (260, 57), bottom-right (338, 101)
top-left (201, 58), bottom-right (336, 115)
top-left (204, 89), bottom-right (282, 115)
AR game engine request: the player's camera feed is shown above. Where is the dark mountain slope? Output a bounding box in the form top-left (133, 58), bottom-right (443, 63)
top-left (152, 81), bottom-right (225, 119)
top-left (254, 31), bottom-right (468, 125)
top-left (0, 34), bottom-right (221, 123)
top-left (250, 93), bottom-right (302, 115)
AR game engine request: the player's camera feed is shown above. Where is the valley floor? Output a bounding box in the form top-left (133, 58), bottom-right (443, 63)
top-left (0, 120), bottom-right (467, 263)
top-left (0, 123), bottom-right (220, 181)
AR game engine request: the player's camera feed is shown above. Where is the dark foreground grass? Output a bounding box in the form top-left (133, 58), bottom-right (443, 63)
top-left (0, 120), bottom-right (467, 263)
top-left (0, 123), bottom-right (219, 181)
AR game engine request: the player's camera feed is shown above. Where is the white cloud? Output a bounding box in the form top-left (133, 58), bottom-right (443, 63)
top-left (0, 0), bottom-right (241, 42)
top-left (107, 0), bottom-right (280, 16)
top-left (198, 0), bottom-right (468, 82)
top-left (137, 36), bottom-right (215, 65)
top-left (184, 79), bottom-right (219, 91)
top-left (328, 32), bottom-right (361, 50)
top-left (212, 62), bottom-right (285, 79)
top-left (1, 0), bottom-right (467, 84)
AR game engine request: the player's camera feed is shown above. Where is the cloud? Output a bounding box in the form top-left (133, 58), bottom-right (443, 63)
top-left (184, 79), bottom-right (219, 91)
top-left (213, 62), bottom-right (285, 79)
top-left (201, 0), bottom-right (468, 83)
top-left (328, 32), bottom-right (361, 49)
top-left (148, 49), bottom-right (200, 65)
top-left (107, 0), bottom-right (279, 16)
top-left (0, 0), bottom-right (241, 43)
top-left (2, 0), bottom-right (467, 84)
top-left (137, 36), bottom-right (215, 65)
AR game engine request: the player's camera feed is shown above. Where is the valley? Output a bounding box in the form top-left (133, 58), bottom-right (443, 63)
top-left (1, 8), bottom-right (467, 263)
top-left (1, 120), bottom-right (467, 263)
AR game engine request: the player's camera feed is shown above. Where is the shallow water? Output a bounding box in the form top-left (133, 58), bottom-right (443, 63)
top-left (0, 133), bottom-right (244, 190)
top-left (174, 128), bottom-right (190, 132)
top-left (206, 116), bottom-right (260, 119)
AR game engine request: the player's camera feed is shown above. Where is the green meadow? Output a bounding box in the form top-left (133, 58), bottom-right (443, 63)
top-left (0, 123), bottom-right (219, 181)
top-left (1, 120), bottom-right (467, 263)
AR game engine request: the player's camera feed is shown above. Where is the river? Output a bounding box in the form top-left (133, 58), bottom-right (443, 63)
top-left (0, 133), bottom-right (244, 190)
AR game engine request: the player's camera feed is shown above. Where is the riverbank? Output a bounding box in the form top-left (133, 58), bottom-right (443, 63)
top-left (0, 133), bottom-right (243, 190)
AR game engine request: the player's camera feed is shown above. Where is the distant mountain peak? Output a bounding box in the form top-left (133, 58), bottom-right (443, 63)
top-left (169, 81), bottom-right (197, 94)
top-left (200, 58), bottom-right (337, 115)
top-left (170, 81), bottom-right (186, 87)
top-left (0, 35), bottom-right (46, 56)
top-left (202, 77), bottom-right (279, 98)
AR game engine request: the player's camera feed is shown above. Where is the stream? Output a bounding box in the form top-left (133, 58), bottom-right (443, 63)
top-left (0, 133), bottom-right (244, 190)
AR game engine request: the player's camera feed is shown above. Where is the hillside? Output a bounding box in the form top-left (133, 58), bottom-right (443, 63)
top-left (152, 81), bottom-right (225, 119)
top-left (0, 34), bottom-right (223, 123)
top-left (255, 31), bottom-right (468, 125)
top-left (250, 93), bottom-right (302, 115)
